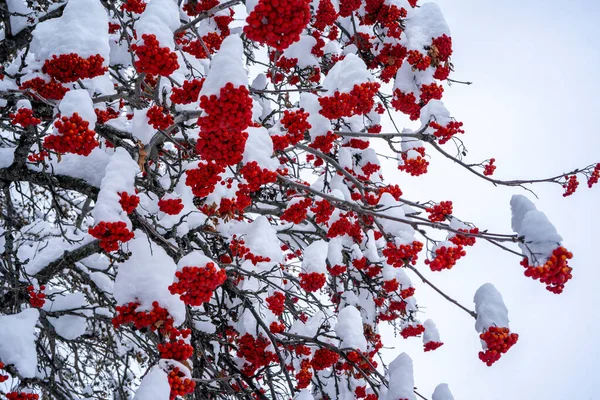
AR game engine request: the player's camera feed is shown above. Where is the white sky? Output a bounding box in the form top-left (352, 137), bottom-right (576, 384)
top-left (379, 1), bottom-right (600, 399)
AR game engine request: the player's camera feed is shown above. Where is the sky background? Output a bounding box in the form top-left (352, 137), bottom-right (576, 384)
top-left (378, 1), bottom-right (600, 399)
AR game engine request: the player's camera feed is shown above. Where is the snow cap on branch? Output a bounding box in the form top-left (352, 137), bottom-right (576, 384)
top-left (383, 353), bottom-right (416, 400)
top-left (432, 383), bottom-right (454, 400)
top-left (0, 308), bottom-right (39, 378)
top-left (474, 283), bottom-right (509, 333)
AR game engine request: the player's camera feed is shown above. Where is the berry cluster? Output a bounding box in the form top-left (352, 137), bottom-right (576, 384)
top-left (157, 339), bottom-right (194, 362)
top-left (6, 393), bottom-right (39, 400)
top-left (425, 245), bottom-right (466, 271)
top-left (167, 367), bottom-right (196, 400)
top-left (295, 360), bottom-right (313, 389)
top-left (311, 348), bottom-right (340, 370)
top-left (314, 0), bottom-right (337, 30)
top-left (198, 84), bottom-right (253, 134)
top-left (562, 175), bottom-right (579, 197)
top-left (400, 324), bottom-right (425, 339)
top-left (0, 361), bottom-right (8, 383)
top-left (432, 34), bottom-right (453, 62)
top-left (327, 216), bottom-right (363, 243)
top-left (391, 90), bottom-right (421, 120)
top-left (429, 120), bottom-right (464, 144)
top-left (185, 162), bottom-right (225, 198)
top-left (168, 263), bottom-right (227, 306)
top-left (112, 301), bottom-right (174, 333)
top-left (382, 241), bottom-right (424, 267)
top-left (132, 34), bottom-right (179, 76)
top-left (121, 0), bottom-right (146, 13)
top-left (20, 78), bottom-right (68, 100)
top-left (44, 113), bottom-right (99, 156)
top-left (521, 246), bottom-right (573, 294)
top-left (183, 0), bottom-right (218, 15)
top-left (319, 82), bottom-right (381, 119)
top-left (239, 161), bottom-right (277, 192)
top-left (426, 201), bottom-right (453, 222)
top-left (95, 108), bottom-right (120, 124)
top-left (27, 151), bottom-right (49, 164)
top-left (182, 33), bottom-right (223, 59)
top-left (266, 291), bottom-right (285, 315)
top-left (478, 326), bottom-right (518, 366)
top-left (587, 163), bottom-right (600, 188)
top-left (147, 106), bottom-right (174, 130)
top-left (237, 333), bottom-right (278, 375)
top-left (244, 0), bottom-right (311, 51)
top-left (88, 221), bottom-right (134, 252)
top-left (170, 78), bottom-right (205, 104)
top-left (281, 198), bottom-right (313, 224)
top-left (42, 53), bottom-right (107, 83)
top-left (27, 285), bottom-right (46, 308)
top-left (407, 50), bottom-right (431, 71)
top-left (483, 158), bottom-right (496, 176)
top-left (310, 199), bottom-right (333, 224)
top-left (196, 130), bottom-right (249, 167)
top-left (158, 198), bottom-right (184, 215)
top-left (424, 341), bottom-right (444, 352)
top-left (272, 109), bottom-right (311, 150)
top-left (420, 83), bottom-right (444, 104)
top-left (299, 272), bottom-right (326, 292)
top-left (398, 147), bottom-right (429, 176)
top-left (10, 108), bottom-right (41, 127)
top-left (229, 239), bottom-right (272, 265)
top-left (119, 192), bottom-right (139, 214)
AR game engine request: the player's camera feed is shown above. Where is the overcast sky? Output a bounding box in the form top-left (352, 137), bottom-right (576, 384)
top-left (379, 1), bottom-right (600, 399)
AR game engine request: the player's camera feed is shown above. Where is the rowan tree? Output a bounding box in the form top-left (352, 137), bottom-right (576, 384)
top-left (0, 0), bottom-right (598, 399)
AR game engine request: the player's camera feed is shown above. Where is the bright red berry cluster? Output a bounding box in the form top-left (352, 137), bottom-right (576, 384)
top-left (484, 158), bottom-right (496, 176)
top-left (398, 147), bottom-right (429, 176)
top-left (6, 393), bottom-right (39, 400)
top-left (272, 110), bottom-right (311, 150)
top-left (429, 120), bottom-right (464, 144)
top-left (88, 221), bottom-right (134, 252)
top-left (299, 272), bottom-right (326, 292)
top-left (157, 340), bottom-right (194, 362)
top-left (185, 162), bottom-right (225, 198)
top-left (295, 360), bottom-right (313, 389)
top-left (20, 78), bottom-right (68, 100)
top-left (478, 326), bottom-right (518, 366)
top-left (10, 108), bottom-right (41, 127)
top-left (158, 198), bottom-right (184, 215)
top-left (168, 263), bottom-right (227, 306)
top-left (319, 82), bottom-right (381, 119)
top-left (424, 341), bottom-right (444, 352)
top-left (425, 245), bottom-right (466, 271)
top-left (311, 348), bottom-right (340, 370)
top-left (391, 90), bottom-right (421, 120)
top-left (407, 50), bottom-right (431, 71)
top-left (170, 78), bottom-right (205, 104)
top-left (44, 113), bottom-right (99, 156)
top-left (420, 83), bottom-right (444, 104)
top-left (27, 285), bottom-right (46, 308)
top-left (521, 246), bottom-right (573, 294)
top-left (281, 198), bottom-right (313, 224)
top-left (95, 108), bottom-right (120, 124)
top-left (239, 161), bottom-right (277, 192)
top-left (426, 201), bottom-right (453, 222)
top-left (588, 163), bottom-right (600, 188)
top-left (112, 301), bottom-right (174, 333)
top-left (119, 192), bottom-right (139, 214)
top-left (266, 292), bottom-right (285, 315)
top-left (198, 84), bottom-right (253, 134)
top-left (383, 241), bottom-right (424, 267)
top-left (132, 34), bottom-right (179, 76)
top-left (167, 367), bottom-right (196, 400)
top-left (42, 53), bottom-right (107, 83)
top-left (237, 333), bottom-right (278, 375)
top-left (562, 175), bottom-right (579, 197)
top-left (121, 0), bottom-right (146, 13)
top-left (314, 0), bottom-right (337, 30)
top-left (196, 130), bottom-right (249, 167)
top-left (230, 239), bottom-right (272, 265)
top-left (432, 34), bottom-right (453, 62)
top-left (146, 106), bottom-right (174, 130)
top-left (244, 0), bottom-right (311, 51)
top-left (400, 324), bottom-right (425, 339)
top-left (310, 199), bottom-right (333, 224)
